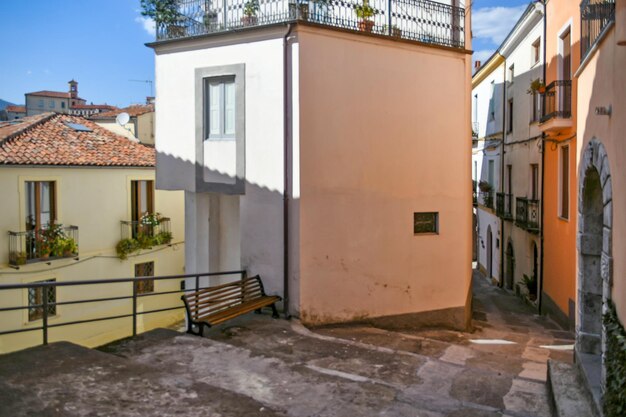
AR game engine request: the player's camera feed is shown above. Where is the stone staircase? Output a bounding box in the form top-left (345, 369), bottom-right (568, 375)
top-left (546, 359), bottom-right (602, 417)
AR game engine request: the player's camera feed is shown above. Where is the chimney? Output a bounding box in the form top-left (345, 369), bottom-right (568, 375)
top-left (146, 96), bottom-right (155, 105)
top-left (474, 60), bottom-right (482, 70)
top-left (68, 79), bottom-right (78, 99)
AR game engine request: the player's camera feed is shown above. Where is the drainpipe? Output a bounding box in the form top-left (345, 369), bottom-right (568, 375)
top-left (283, 23), bottom-right (294, 320)
top-left (499, 55), bottom-right (506, 288)
top-left (538, 1), bottom-right (547, 314)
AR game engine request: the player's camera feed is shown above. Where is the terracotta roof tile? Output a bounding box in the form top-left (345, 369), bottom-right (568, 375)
top-left (0, 113), bottom-right (154, 167)
top-left (90, 104), bottom-right (154, 119)
top-left (71, 104), bottom-right (118, 110)
top-left (5, 105), bottom-right (26, 113)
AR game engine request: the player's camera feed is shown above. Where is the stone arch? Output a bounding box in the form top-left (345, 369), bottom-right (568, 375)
top-left (577, 138), bottom-right (613, 385)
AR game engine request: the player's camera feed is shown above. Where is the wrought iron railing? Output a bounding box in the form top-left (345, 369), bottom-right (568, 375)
top-left (155, 0), bottom-right (465, 48)
top-left (496, 192), bottom-right (513, 219)
top-left (541, 80), bottom-right (572, 123)
top-left (479, 190), bottom-right (494, 209)
top-left (0, 270), bottom-right (246, 348)
top-left (120, 218), bottom-right (172, 241)
top-left (8, 226), bottom-right (79, 267)
top-left (515, 197), bottom-right (540, 232)
top-left (580, 0), bottom-right (615, 60)
top-left (472, 122), bottom-right (479, 139)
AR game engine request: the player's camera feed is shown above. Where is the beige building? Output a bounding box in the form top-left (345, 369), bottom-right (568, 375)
top-left (25, 80), bottom-right (87, 116)
top-left (5, 105), bottom-right (26, 120)
top-left (151, 0), bottom-right (472, 329)
top-left (90, 104), bottom-right (155, 145)
top-left (0, 113), bottom-right (185, 354)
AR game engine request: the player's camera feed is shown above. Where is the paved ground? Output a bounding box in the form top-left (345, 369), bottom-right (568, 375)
top-left (0, 270), bottom-right (574, 417)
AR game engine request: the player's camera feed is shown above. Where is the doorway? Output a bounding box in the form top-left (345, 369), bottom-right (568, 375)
top-left (486, 226), bottom-right (493, 280)
top-left (505, 241), bottom-right (514, 290)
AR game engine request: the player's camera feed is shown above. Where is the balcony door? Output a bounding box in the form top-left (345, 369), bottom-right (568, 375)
top-left (131, 180), bottom-right (154, 222)
top-left (25, 181), bottom-right (56, 231)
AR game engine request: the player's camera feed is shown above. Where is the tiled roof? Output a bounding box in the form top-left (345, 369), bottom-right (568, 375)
top-left (5, 105), bottom-right (26, 113)
top-left (71, 104), bottom-right (118, 110)
top-left (90, 104), bottom-right (154, 120)
top-left (0, 113), bottom-right (154, 167)
top-left (27, 90), bottom-right (86, 101)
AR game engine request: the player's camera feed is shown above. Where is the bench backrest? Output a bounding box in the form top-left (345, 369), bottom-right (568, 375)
top-left (183, 275), bottom-right (267, 320)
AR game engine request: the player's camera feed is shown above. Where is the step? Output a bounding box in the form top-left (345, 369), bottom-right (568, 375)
top-left (547, 359), bottom-right (601, 417)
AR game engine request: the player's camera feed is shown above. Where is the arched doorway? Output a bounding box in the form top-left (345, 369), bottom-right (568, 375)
top-left (486, 226), bottom-right (493, 280)
top-left (505, 241), bottom-right (514, 290)
top-left (578, 139), bottom-right (613, 387)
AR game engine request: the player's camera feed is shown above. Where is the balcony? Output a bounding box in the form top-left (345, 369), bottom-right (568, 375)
top-left (515, 197), bottom-right (540, 233)
top-left (581, 0), bottom-right (615, 61)
top-left (155, 0), bottom-right (466, 49)
top-left (496, 193), bottom-right (513, 220)
top-left (539, 80), bottom-right (572, 132)
top-left (479, 190), bottom-right (494, 210)
top-left (8, 225), bottom-right (79, 267)
top-left (117, 216), bottom-right (172, 260)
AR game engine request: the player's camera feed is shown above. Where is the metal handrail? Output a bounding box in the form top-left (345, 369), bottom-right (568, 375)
top-left (0, 270), bottom-right (246, 346)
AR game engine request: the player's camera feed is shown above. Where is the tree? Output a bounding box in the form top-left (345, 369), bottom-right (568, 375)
top-left (140, 0), bottom-right (181, 25)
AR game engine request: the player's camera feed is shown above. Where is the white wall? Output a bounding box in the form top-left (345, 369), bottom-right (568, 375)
top-left (472, 62), bottom-right (505, 140)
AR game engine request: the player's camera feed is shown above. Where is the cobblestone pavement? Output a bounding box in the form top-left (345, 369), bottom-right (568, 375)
top-left (0, 270), bottom-right (573, 417)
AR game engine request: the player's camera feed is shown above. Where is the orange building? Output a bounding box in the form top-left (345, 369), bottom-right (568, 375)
top-left (539, 0), bottom-right (581, 330)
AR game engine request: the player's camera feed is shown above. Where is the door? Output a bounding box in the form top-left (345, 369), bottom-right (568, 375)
top-left (505, 241), bottom-right (515, 290)
top-left (25, 181), bottom-right (56, 231)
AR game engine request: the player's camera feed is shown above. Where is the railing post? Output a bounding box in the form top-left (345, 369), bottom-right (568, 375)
top-left (132, 280), bottom-right (137, 337)
top-left (387, 0), bottom-right (392, 35)
top-left (42, 285), bottom-right (48, 345)
top-left (222, 0), bottom-right (228, 29)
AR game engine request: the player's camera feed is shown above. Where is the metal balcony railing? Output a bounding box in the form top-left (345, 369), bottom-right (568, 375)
top-left (541, 80), bottom-right (572, 123)
top-left (479, 190), bottom-right (494, 209)
top-left (580, 0), bottom-right (615, 60)
top-left (120, 218), bottom-right (172, 242)
top-left (515, 197), bottom-right (540, 232)
top-left (8, 226), bottom-right (79, 267)
top-left (155, 0), bottom-right (465, 49)
top-left (496, 193), bottom-right (513, 219)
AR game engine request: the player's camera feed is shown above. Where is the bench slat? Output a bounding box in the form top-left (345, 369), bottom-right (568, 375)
top-left (188, 290), bottom-right (265, 315)
top-left (185, 282), bottom-right (262, 306)
top-left (200, 296), bottom-right (281, 325)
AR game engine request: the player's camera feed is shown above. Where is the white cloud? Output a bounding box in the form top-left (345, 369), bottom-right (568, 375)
top-left (135, 16), bottom-right (156, 36)
top-left (472, 5), bottom-right (527, 45)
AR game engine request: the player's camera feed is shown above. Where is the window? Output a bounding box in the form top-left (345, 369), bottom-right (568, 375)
top-left (28, 280), bottom-right (56, 321)
top-left (414, 212), bottom-right (438, 234)
top-left (61, 102), bottom-right (66, 109)
top-left (473, 161), bottom-right (478, 182)
top-left (561, 28), bottom-right (572, 81)
top-left (204, 77), bottom-right (236, 140)
top-left (559, 146), bottom-right (569, 219)
top-left (531, 164), bottom-right (539, 200)
top-left (507, 165), bottom-right (512, 194)
top-left (507, 99), bottom-right (514, 133)
top-left (488, 160), bottom-right (495, 187)
top-left (508, 64), bottom-right (515, 82)
top-left (531, 91), bottom-right (540, 122)
top-left (49, 100), bottom-right (55, 109)
top-left (488, 81), bottom-right (495, 120)
top-left (131, 180), bottom-right (154, 222)
top-left (135, 262), bottom-right (155, 294)
top-left (532, 38), bottom-right (541, 65)
top-left (38, 99), bottom-right (44, 108)
top-left (25, 181), bottom-right (56, 230)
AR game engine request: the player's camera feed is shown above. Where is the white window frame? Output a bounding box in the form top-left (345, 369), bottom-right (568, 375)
top-left (531, 38), bottom-right (541, 66)
top-left (204, 76), bottom-right (236, 141)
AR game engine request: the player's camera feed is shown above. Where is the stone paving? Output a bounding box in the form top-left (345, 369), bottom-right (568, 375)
top-left (0, 270), bottom-right (574, 417)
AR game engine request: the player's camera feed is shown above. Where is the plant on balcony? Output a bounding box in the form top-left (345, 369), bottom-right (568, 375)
top-left (15, 251), bottom-right (27, 266)
top-left (355, 0), bottom-right (376, 32)
top-left (478, 181), bottom-right (492, 192)
top-left (36, 237), bottom-right (51, 259)
top-left (116, 238), bottom-right (140, 261)
top-left (141, 0), bottom-right (186, 37)
top-left (526, 78), bottom-right (545, 95)
top-left (382, 24), bottom-right (402, 37)
top-left (203, 7), bottom-right (219, 29)
top-left (241, 0), bottom-right (260, 26)
top-left (41, 223), bottom-right (77, 258)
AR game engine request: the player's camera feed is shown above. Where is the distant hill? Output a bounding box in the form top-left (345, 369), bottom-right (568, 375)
top-left (0, 99), bottom-right (15, 111)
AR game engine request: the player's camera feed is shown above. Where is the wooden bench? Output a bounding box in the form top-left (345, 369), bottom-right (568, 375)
top-left (181, 274), bottom-right (281, 336)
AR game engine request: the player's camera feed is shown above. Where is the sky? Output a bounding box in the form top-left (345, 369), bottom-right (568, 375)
top-left (0, 0), bottom-right (529, 107)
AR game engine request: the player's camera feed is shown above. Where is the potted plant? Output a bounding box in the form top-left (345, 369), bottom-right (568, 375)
top-left (355, 0), bottom-right (376, 32)
top-left (140, 0), bottom-right (186, 37)
top-left (15, 252), bottom-right (27, 266)
top-left (383, 24), bottom-right (401, 37)
top-left (36, 237), bottom-right (51, 260)
top-left (63, 238), bottom-right (78, 257)
top-left (478, 180), bottom-right (492, 193)
top-left (527, 78), bottom-right (545, 95)
top-left (116, 238), bottom-right (139, 260)
top-left (522, 274), bottom-right (537, 301)
top-left (203, 6), bottom-right (219, 30)
top-left (241, 0), bottom-right (260, 26)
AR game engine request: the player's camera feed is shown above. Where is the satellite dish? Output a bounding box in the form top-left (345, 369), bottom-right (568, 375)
top-left (116, 112), bottom-right (130, 126)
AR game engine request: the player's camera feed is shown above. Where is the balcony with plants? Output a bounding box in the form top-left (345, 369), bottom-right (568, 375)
top-left (8, 224), bottom-right (79, 268)
top-left (478, 181), bottom-right (494, 210)
top-left (143, 0), bottom-right (465, 49)
top-left (116, 213), bottom-right (173, 260)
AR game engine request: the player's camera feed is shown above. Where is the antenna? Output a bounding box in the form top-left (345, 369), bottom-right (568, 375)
top-left (129, 79), bottom-right (154, 97)
top-left (116, 112), bottom-right (130, 126)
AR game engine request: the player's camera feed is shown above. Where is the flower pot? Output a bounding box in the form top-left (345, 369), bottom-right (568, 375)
top-left (358, 19), bottom-right (375, 32)
top-left (40, 253), bottom-right (50, 260)
top-left (391, 27), bottom-right (402, 37)
top-left (241, 15), bottom-right (258, 26)
top-left (16, 256), bottom-right (27, 266)
top-left (63, 250), bottom-right (74, 257)
top-left (299, 3), bottom-right (309, 19)
top-left (537, 86), bottom-right (546, 94)
top-left (167, 25), bottom-right (186, 38)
